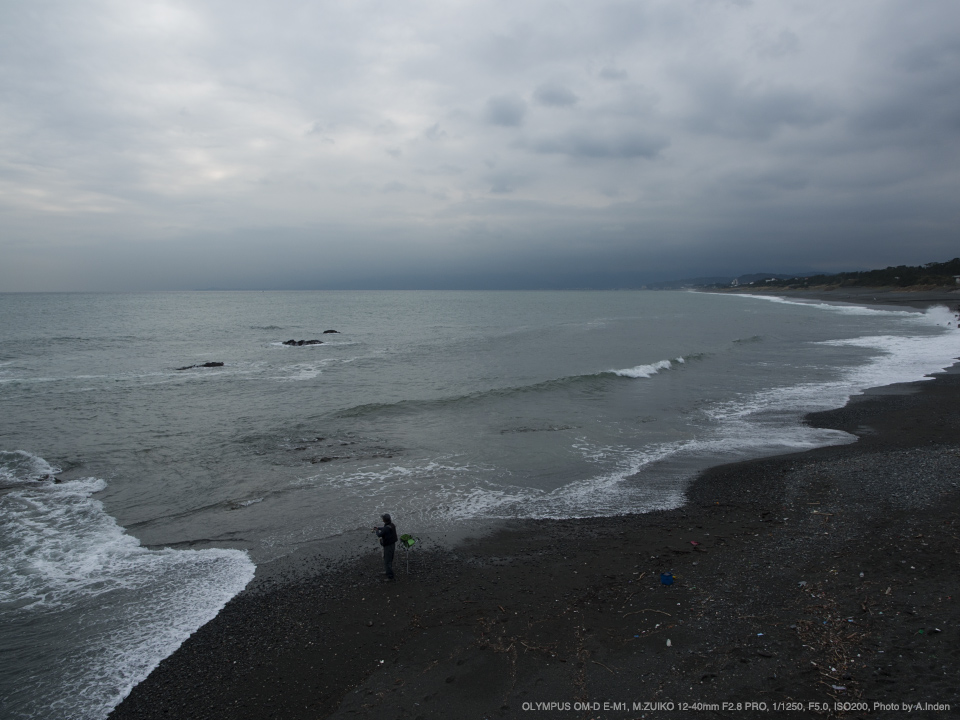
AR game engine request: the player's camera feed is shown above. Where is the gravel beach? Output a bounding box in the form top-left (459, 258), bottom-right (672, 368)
top-left (110, 295), bottom-right (960, 720)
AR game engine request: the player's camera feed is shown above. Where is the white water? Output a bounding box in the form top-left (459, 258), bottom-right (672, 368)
top-left (0, 452), bottom-right (255, 720)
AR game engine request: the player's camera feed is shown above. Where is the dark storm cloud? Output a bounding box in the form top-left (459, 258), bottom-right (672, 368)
top-left (0, 0), bottom-right (958, 291)
top-left (847, 38), bottom-right (960, 143)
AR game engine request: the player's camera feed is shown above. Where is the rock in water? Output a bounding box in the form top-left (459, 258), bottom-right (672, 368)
top-left (176, 362), bottom-right (225, 370)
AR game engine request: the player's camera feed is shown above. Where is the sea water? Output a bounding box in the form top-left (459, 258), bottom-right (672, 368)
top-left (0, 290), bottom-right (957, 718)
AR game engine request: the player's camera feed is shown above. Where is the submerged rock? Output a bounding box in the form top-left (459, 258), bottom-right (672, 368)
top-left (176, 362), bottom-right (225, 370)
top-left (282, 339), bottom-right (323, 346)
top-left (322, 330), bottom-right (340, 334)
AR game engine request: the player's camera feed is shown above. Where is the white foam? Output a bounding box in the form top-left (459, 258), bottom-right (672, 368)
top-left (0, 449), bottom-right (60, 485)
top-left (436, 311), bottom-right (959, 524)
top-left (708, 332), bottom-right (956, 423)
top-left (431, 445), bottom-right (683, 521)
top-left (255, 458), bottom-right (493, 550)
top-left (818, 332), bottom-right (960, 390)
top-left (269, 358), bottom-right (339, 381)
top-left (0, 453), bottom-right (255, 720)
top-left (691, 324), bottom-right (960, 465)
top-left (730, 292), bottom-right (928, 319)
top-left (0, 376), bottom-right (61, 385)
top-left (283, 363), bottom-right (323, 381)
top-left (918, 304), bottom-right (958, 326)
top-left (299, 458), bottom-right (484, 494)
top-left (610, 357), bottom-right (682, 378)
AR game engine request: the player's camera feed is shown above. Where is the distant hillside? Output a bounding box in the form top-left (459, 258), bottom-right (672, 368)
top-left (646, 273), bottom-right (798, 290)
top-left (693, 258), bottom-right (960, 290)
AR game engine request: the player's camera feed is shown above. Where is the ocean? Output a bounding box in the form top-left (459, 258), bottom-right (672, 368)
top-left (1, 290), bottom-right (957, 719)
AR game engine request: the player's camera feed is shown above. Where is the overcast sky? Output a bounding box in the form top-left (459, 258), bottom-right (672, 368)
top-left (1, 0), bottom-right (958, 290)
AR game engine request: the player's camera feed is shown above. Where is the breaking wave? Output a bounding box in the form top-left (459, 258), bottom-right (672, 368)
top-left (0, 451), bottom-right (255, 720)
top-left (334, 356), bottom-right (695, 419)
top-left (609, 357), bottom-right (684, 378)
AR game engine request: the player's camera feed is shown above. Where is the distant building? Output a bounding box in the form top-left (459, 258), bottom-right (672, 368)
top-left (954, 275), bottom-right (960, 285)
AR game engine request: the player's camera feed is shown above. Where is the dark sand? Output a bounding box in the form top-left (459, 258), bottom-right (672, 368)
top-left (111, 297), bottom-right (960, 720)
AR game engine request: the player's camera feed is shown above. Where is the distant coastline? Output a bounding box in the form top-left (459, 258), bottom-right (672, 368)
top-left (706, 285), bottom-right (960, 311)
top-left (651, 258), bottom-right (960, 300)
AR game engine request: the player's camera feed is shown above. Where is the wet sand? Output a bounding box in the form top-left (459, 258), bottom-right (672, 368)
top-left (110, 297), bottom-right (960, 720)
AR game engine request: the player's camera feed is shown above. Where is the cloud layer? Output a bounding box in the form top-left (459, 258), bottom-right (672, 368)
top-left (1, 0), bottom-right (958, 290)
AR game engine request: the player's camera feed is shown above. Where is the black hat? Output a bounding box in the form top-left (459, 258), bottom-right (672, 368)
top-left (381, 513), bottom-right (391, 523)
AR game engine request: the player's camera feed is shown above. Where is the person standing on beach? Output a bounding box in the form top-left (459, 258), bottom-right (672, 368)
top-left (374, 513), bottom-right (398, 580)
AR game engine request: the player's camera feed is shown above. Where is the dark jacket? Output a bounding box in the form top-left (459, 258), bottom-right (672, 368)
top-left (376, 522), bottom-right (397, 546)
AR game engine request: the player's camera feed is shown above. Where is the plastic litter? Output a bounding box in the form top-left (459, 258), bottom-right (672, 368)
top-left (660, 573), bottom-right (674, 585)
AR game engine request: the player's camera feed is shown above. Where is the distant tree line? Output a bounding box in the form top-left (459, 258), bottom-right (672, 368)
top-left (725, 258), bottom-right (960, 289)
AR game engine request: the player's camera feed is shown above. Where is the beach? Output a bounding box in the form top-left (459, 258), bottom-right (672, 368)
top-left (718, 287), bottom-right (960, 312)
top-left (109, 292), bottom-right (960, 720)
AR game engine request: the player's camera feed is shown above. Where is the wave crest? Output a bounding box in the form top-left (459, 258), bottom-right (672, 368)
top-left (0, 449), bottom-right (60, 486)
top-left (609, 357), bottom-right (684, 379)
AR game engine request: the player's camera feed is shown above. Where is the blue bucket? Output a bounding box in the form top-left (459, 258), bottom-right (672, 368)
top-left (660, 573), bottom-right (674, 586)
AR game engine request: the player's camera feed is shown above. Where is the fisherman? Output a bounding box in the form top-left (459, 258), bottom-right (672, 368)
top-left (374, 513), bottom-right (398, 580)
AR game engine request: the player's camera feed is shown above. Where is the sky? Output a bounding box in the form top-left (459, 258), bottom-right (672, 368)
top-left (1, 0), bottom-right (959, 291)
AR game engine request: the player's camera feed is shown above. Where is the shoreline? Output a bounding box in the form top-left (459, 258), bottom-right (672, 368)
top-left (110, 293), bottom-right (960, 720)
top-left (706, 286), bottom-right (960, 311)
